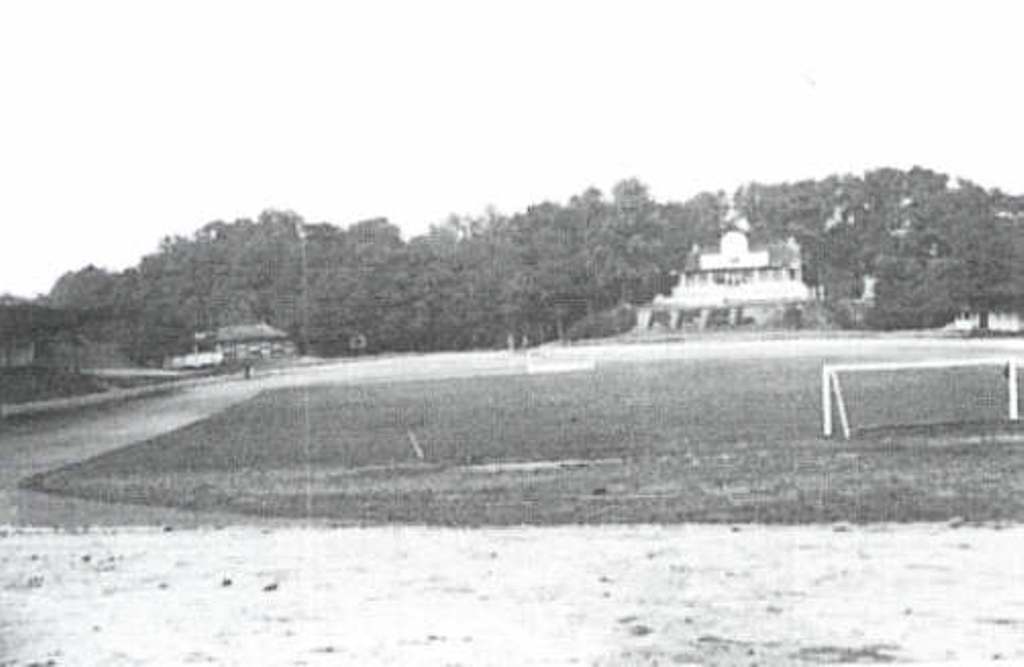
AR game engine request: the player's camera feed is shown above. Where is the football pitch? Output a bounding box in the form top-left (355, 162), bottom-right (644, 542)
top-left (24, 346), bottom-right (1024, 525)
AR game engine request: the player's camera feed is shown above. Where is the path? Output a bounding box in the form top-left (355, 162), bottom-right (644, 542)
top-left (0, 378), bottom-right (264, 526)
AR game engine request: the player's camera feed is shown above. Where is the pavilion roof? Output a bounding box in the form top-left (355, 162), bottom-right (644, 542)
top-left (214, 322), bottom-right (290, 343)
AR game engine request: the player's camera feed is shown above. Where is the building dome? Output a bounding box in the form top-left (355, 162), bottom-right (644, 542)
top-left (720, 230), bottom-right (750, 259)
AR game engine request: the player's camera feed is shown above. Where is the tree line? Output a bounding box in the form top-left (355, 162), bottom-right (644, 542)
top-left (45, 167), bottom-right (1024, 363)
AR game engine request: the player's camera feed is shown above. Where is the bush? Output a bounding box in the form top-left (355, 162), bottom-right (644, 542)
top-left (565, 305), bottom-right (637, 341)
top-left (0, 368), bottom-right (110, 405)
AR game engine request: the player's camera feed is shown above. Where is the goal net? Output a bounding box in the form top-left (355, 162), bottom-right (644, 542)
top-left (822, 357), bottom-right (1021, 439)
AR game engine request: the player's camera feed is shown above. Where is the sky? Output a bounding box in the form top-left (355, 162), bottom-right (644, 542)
top-left (1, 0), bottom-right (1023, 297)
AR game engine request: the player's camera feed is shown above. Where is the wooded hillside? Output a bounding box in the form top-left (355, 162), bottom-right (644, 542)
top-left (44, 167), bottom-right (1024, 362)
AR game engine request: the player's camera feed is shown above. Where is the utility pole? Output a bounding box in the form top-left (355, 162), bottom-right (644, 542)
top-left (296, 220), bottom-right (309, 355)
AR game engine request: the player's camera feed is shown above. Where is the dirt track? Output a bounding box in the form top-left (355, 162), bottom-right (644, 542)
top-left (3, 336), bottom-right (1024, 665)
top-left (0, 378), bottom-right (266, 527)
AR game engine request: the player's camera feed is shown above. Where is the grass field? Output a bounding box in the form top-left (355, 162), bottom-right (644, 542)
top-left (24, 354), bottom-right (1024, 525)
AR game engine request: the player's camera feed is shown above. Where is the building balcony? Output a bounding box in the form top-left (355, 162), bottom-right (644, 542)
top-left (653, 281), bottom-right (814, 309)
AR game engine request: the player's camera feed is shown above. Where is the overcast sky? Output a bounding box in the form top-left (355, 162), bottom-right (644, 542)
top-left (1, 0), bottom-right (1022, 297)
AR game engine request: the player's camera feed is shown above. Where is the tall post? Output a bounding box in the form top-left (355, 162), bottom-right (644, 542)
top-left (822, 364), bottom-right (832, 437)
top-left (1009, 358), bottom-right (1019, 421)
top-left (297, 221), bottom-right (309, 355)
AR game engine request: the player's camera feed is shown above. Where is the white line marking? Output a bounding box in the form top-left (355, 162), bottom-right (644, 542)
top-left (830, 370), bottom-right (851, 440)
top-left (406, 430), bottom-right (425, 460)
top-left (464, 457), bottom-right (622, 474)
top-left (525, 358), bottom-right (597, 375)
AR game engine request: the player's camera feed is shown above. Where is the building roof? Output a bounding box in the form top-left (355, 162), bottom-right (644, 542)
top-left (685, 232), bottom-right (802, 272)
top-left (215, 322), bottom-right (290, 343)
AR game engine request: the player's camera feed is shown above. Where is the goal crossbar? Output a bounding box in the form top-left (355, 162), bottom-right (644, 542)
top-left (822, 357), bottom-right (1021, 439)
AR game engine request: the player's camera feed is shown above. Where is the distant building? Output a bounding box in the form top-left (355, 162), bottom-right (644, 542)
top-left (949, 310), bottom-right (1024, 334)
top-left (165, 322), bottom-right (296, 369)
top-left (208, 322), bottom-right (296, 362)
top-left (636, 228), bottom-right (815, 331)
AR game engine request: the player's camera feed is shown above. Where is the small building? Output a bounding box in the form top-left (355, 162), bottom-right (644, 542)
top-left (636, 228), bottom-right (815, 332)
top-left (949, 310), bottom-right (1024, 334)
top-left (208, 322), bottom-right (297, 362)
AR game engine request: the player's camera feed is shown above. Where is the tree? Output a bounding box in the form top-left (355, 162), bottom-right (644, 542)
top-left (49, 265), bottom-right (119, 310)
top-left (41, 165), bottom-right (1024, 359)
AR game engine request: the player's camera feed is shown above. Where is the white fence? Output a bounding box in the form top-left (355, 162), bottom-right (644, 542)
top-left (164, 351), bottom-right (224, 370)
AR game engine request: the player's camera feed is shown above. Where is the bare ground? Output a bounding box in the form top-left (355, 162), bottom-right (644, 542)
top-left (2, 524), bottom-right (1023, 665)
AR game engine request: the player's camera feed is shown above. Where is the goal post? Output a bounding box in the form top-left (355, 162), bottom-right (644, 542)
top-left (822, 357), bottom-right (1021, 439)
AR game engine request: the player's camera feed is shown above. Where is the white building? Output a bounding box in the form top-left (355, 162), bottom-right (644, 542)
top-left (949, 310), bottom-right (1024, 334)
top-left (637, 229), bottom-right (815, 331)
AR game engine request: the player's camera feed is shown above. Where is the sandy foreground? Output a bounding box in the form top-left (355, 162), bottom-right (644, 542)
top-left (4, 337), bottom-right (1024, 665)
top-left (2, 523), bottom-right (1023, 666)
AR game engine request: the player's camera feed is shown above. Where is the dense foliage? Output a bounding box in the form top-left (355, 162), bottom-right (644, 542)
top-left (45, 167), bottom-right (1024, 362)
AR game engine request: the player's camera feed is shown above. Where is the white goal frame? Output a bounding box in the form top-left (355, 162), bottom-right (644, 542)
top-left (822, 357), bottom-right (1020, 439)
